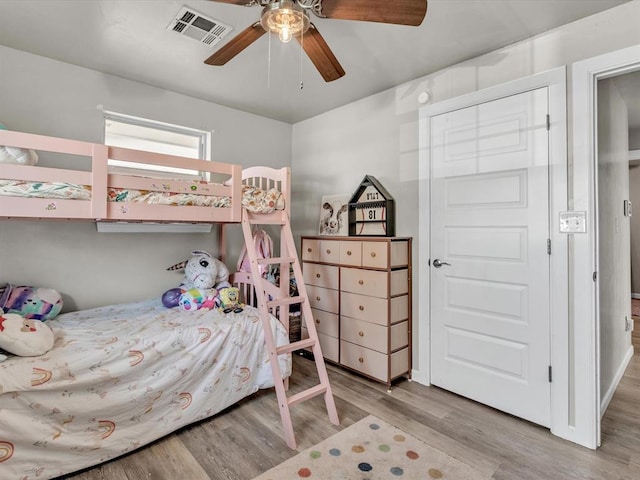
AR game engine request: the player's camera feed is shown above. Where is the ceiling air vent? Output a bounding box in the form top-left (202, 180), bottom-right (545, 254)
top-left (167, 6), bottom-right (233, 47)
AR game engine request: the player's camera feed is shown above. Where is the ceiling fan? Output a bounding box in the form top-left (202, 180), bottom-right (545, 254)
top-left (205, 0), bottom-right (428, 82)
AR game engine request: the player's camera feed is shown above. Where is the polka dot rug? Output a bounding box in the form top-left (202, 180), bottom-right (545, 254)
top-left (253, 415), bottom-right (490, 480)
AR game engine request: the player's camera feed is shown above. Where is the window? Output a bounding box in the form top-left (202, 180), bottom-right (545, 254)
top-left (104, 111), bottom-right (210, 179)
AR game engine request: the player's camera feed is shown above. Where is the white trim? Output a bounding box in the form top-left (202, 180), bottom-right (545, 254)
top-left (415, 98), bottom-right (431, 386)
top-left (631, 293), bottom-right (640, 300)
top-left (572, 44), bottom-right (640, 449)
top-left (410, 368), bottom-right (429, 386)
top-left (416, 68), bottom-right (569, 436)
top-left (630, 149), bottom-right (640, 162)
top-left (600, 345), bottom-right (634, 417)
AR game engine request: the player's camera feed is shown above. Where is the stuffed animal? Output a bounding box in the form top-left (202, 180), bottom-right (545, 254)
top-left (162, 250), bottom-right (230, 309)
top-left (216, 286), bottom-right (244, 314)
top-left (0, 284), bottom-right (63, 321)
top-left (0, 313), bottom-right (55, 357)
top-left (0, 122), bottom-right (38, 165)
top-left (178, 288), bottom-right (218, 311)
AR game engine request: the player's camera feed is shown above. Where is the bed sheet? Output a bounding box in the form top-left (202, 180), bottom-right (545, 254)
top-left (0, 300), bottom-right (291, 479)
top-left (0, 181), bottom-right (284, 214)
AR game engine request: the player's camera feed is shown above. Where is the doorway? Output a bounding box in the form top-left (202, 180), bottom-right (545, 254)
top-left (597, 70), bottom-right (640, 417)
top-left (572, 44), bottom-right (640, 448)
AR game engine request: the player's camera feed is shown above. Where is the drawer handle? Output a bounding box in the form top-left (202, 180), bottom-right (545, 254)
top-left (359, 305), bottom-right (364, 311)
top-left (315, 319), bottom-right (321, 324)
top-left (316, 296), bottom-right (321, 301)
top-left (326, 249), bottom-right (331, 254)
top-left (358, 357), bottom-right (364, 363)
top-left (316, 273), bottom-right (321, 278)
top-left (371, 252), bottom-right (376, 258)
top-left (347, 250), bottom-right (352, 256)
top-left (358, 279), bottom-right (364, 285)
top-left (358, 331), bottom-right (364, 337)
top-left (307, 248), bottom-right (312, 252)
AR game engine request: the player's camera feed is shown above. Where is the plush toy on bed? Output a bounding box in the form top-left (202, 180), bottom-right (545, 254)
top-left (162, 250), bottom-right (231, 310)
top-left (178, 287), bottom-right (218, 311)
top-left (216, 286), bottom-right (244, 314)
top-left (0, 122), bottom-right (39, 165)
top-left (0, 313), bottom-right (55, 359)
top-left (0, 283), bottom-right (63, 321)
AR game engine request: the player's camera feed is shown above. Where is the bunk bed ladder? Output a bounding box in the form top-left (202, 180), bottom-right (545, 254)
top-left (240, 210), bottom-right (340, 449)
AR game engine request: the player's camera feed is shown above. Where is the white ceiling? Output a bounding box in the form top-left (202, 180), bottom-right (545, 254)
top-left (0, 0), bottom-right (634, 124)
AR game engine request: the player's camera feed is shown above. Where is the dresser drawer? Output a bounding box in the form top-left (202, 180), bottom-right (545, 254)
top-left (340, 292), bottom-right (389, 326)
top-left (341, 318), bottom-right (409, 354)
top-left (360, 240), bottom-right (410, 269)
top-left (390, 269), bottom-right (409, 296)
top-left (339, 241), bottom-right (362, 266)
top-left (307, 285), bottom-right (339, 314)
top-left (302, 327), bottom-right (339, 363)
top-left (340, 316), bottom-right (388, 353)
top-left (302, 238), bottom-right (320, 262)
top-left (390, 295), bottom-right (409, 323)
top-left (341, 268), bottom-right (388, 298)
top-left (361, 241), bottom-right (388, 269)
top-left (390, 321), bottom-right (409, 352)
top-left (319, 239), bottom-right (341, 264)
top-left (309, 308), bottom-right (339, 338)
top-left (303, 263), bottom-right (339, 290)
top-left (340, 341), bottom-right (409, 382)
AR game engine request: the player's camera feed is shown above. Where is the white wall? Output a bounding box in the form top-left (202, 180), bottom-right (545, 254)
top-left (292, 1), bottom-right (640, 378)
top-left (0, 46), bottom-right (292, 311)
top-left (597, 77), bottom-right (633, 410)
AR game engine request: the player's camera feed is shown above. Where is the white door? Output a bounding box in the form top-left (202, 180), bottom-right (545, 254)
top-left (430, 88), bottom-right (551, 427)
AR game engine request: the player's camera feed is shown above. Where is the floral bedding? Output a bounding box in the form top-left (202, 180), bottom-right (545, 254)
top-left (0, 300), bottom-right (291, 479)
top-left (0, 179), bottom-right (92, 201)
top-left (0, 181), bottom-right (285, 214)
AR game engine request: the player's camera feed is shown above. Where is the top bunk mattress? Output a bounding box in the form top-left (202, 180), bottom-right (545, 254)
top-left (0, 180), bottom-right (285, 214)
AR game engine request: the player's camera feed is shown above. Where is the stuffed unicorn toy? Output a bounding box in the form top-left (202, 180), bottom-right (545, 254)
top-left (161, 250), bottom-right (231, 310)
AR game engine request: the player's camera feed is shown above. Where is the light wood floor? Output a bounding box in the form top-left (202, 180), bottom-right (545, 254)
top-left (66, 333), bottom-right (640, 480)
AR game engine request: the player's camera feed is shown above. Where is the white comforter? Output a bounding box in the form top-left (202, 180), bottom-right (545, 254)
top-left (0, 299), bottom-right (291, 479)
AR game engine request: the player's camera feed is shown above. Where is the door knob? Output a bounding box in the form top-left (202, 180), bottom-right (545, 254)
top-left (432, 258), bottom-right (451, 268)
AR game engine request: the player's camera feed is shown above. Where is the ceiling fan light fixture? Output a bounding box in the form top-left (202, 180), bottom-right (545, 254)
top-left (260, 0), bottom-right (310, 43)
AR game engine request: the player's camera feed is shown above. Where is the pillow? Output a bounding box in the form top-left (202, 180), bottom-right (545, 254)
top-left (0, 122), bottom-right (38, 165)
top-left (0, 313), bottom-right (54, 357)
top-left (0, 284), bottom-right (63, 321)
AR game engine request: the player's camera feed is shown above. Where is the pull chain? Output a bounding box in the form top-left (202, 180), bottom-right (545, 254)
top-left (299, 31), bottom-right (304, 90)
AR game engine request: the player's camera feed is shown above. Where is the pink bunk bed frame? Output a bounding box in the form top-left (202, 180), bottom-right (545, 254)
top-left (0, 129), bottom-right (244, 223)
top-left (0, 129), bottom-right (304, 477)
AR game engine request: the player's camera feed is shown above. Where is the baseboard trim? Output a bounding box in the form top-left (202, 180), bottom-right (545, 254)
top-left (600, 344), bottom-right (634, 418)
top-left (411, 368), bottom-right (430, 386)
top-left (631, 293), bottom-right (640, 299)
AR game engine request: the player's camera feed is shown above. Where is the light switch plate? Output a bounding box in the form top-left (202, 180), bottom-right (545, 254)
top-left (559, 211), bottom-right (587, 233)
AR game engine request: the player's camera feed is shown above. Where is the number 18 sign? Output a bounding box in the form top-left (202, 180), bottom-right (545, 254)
top-left (348, 176), bottom-right (395, 237)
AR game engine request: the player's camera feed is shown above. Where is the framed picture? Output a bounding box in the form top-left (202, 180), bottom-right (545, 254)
top-left (318, 193), bottom-right (350, 236)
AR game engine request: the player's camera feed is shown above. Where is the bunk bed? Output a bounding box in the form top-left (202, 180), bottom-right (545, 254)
top-left (0, 129), bottom-right (331, 479)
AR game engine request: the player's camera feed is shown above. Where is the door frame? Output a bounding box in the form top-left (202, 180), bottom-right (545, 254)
top-left (572, 44), bottom-right (640, 449)
top-left (417, 67), bottom-right (569, 442)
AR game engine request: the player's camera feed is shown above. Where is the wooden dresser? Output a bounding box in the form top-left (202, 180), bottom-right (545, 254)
top-left (300, 236), bottom-right (412, 389)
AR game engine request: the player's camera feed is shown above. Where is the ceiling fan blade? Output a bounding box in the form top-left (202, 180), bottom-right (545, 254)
top-left (320, 0), bottom-right (428, 26)
top-left (204, 22), bottom-right (266, 66)
top-left (297, 24), bottom-right (345, 82)
top-left (207, 0), bottom-right (258, 5)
